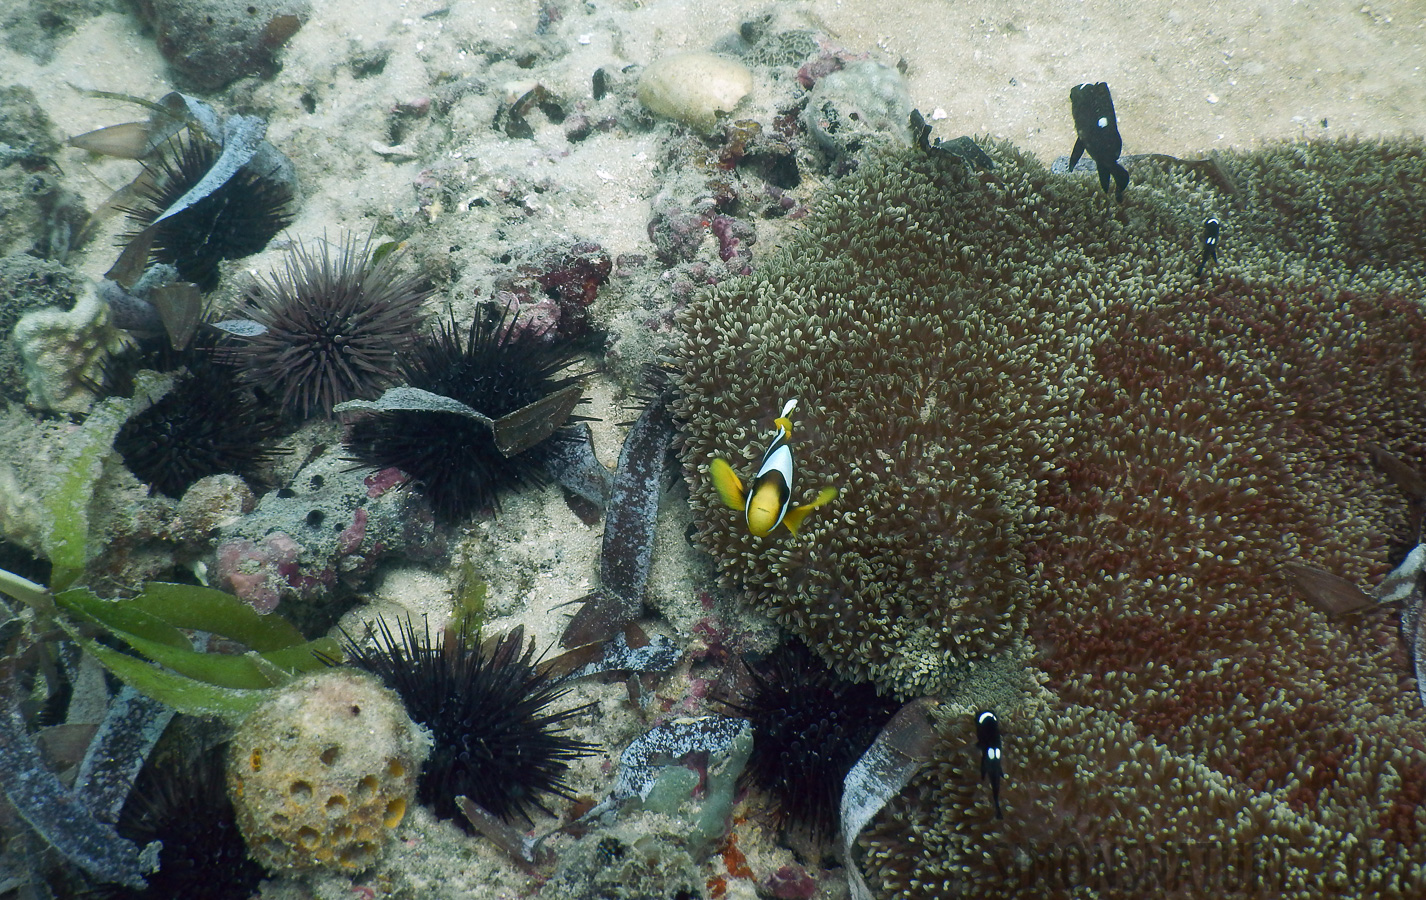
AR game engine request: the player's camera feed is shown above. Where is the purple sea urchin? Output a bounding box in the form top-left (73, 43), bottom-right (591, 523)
top-left (114, 353), bottom-right (284, 498)
top-left (123, 132), bottom-right (295, 292)
top-left (724, 641), bottom-right (898, 845)
top-left (236, 235), bottom-right (431, 421)
top-left (342, 308), bottom-right (584, 522)
top-left (340, 618), bottom-right (594, 827)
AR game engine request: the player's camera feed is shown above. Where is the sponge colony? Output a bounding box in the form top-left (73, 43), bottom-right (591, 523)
top-left (227, 669), bottom-right (431, 872)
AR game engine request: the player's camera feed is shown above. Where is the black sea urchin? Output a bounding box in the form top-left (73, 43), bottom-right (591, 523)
top-left (237, 235), bottom-right (431, 421)
top-left (123, 133), bottom-right (295, 292)
top-left (98, 744), bottom-right (264, 900)
top-left (342, 309), bottom-right (584, 522)
top-left (341, 618), bottom-right (595, 827)
top-left (114, 353), bottom-right (284, 498)
top-left (724, 641), bottom-right (899, 844)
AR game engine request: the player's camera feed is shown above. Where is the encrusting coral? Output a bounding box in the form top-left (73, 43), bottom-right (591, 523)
top-left (676, 137), bottom-right (1426, 896)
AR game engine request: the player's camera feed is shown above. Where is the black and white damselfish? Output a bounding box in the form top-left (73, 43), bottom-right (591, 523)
top-left (1068, 82), bottom-right (1130, 201)
top-left (977, 710), bottom-right (1004, 819)
top-left (1196, 216), bottom-right (1221, 277)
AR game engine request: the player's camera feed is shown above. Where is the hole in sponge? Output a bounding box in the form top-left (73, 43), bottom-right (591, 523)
top-left (387, 757), bottom-right (405, 778)
top-left (327, 795), bottom-right (348, 815)
top-left (290, 780), bottom-right (313, 801)
top-left (383, 798), bottom-right (407, 828)
top-left (320, 746), bottom-right (341, 766)
top-left (339, 841), bottom-right (378, 868)
top-left (355, 775), bottom-right (379, 801)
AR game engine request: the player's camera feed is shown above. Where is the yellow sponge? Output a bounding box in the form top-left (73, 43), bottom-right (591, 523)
top-left (227, 669), bottom-right (431, 871)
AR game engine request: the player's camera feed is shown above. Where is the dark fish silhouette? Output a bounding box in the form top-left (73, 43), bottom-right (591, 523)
top-left (976, 710), bottom-right (1004, 819)
top-left (1068, 82), bottom-right (1130, 201)
top-left (1196, 216), bottom-right (1221, 277)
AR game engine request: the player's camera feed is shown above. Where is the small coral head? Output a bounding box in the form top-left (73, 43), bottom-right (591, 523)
top-left (237, 234), bottom-right (430, 420)
top-left (122, 132), bottom-right (295, 291)
top-left (341, 307), bottom-right (586, 522)
top-left (340, 618), bottom-right (595, 827)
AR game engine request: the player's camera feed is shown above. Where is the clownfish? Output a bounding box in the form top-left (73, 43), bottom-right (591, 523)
top-left (977, 710), bottom-right (1004, 819)
top-left (709, 399), bottom-right (837, 537)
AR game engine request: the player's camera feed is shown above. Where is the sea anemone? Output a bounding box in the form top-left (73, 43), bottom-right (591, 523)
top-left (723, 640), bottom-right (898, 845)
top-left (339, 617), bottom-right (595, 827)
top-left (114, 352), bottom-right (284, 498)
top-left (236, 235), bottom-right (431, 421)
top-left (677, 134), bottom-right (1426, 896)
top-left (97, 743), bottom-right (264, 900)
top-left (123, 132), bottom-right (295, 292)
top-left (342, 307), bottom-right (585, 522)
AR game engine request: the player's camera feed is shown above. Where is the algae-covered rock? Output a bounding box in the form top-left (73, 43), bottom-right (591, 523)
top-left (0, 255), bottom-right (82, 405)
top-left (803, 61), bottom-right (912, 157)
top-left (0, 86), bottom-right (86, 259)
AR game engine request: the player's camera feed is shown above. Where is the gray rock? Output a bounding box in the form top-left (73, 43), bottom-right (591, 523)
top-left (133, 0), bottom-right (310, 92)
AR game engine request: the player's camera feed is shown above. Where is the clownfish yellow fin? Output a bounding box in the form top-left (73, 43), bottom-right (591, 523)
top-left (781, 486), bottom-right (838, 536)
top-left (709, 458), bottom-right (747, 512)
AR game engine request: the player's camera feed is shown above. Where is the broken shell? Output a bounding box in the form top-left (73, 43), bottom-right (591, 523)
top-left (637, 52), bottom-right (753, 132)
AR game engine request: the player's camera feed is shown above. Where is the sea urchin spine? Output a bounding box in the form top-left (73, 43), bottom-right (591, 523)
top-left (95, 744), bottom-right (264, 900)
top-left (122, 132), bottom-right (296, 292)
top-left (339, 618), bottom-right (594, 827)
top-left (114, 353), bottom-right (285, 498)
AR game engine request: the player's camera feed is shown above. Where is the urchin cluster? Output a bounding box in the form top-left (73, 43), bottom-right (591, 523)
top-left (340, 617), bottom-right (594, 826)
top-left (237, 235), bottom-right (431, 421)
top-left (342, 309), bottom-right (585, 522)
top-left (123, 132), bottom-right (295, 292)
top-left (97, 744), bottom-right (264, 900)
top-left (114, 352), bottom-right (284, 498)
top-left (724, 640), bottom-right (899, 844)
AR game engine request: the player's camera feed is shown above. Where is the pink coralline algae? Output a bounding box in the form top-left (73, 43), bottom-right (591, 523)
top-left (337, 508), bottom-right (368, 555)
top-left (764, 864), bottom-right (817, 900)
top-left (364, 467), bottom-right (407, 498)
top-left (216, 534), bottom-right (301, 614)
top-left (491, 241), bottom-right (611, 342)
top-left (709, 215), bottom-right (753, 273)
